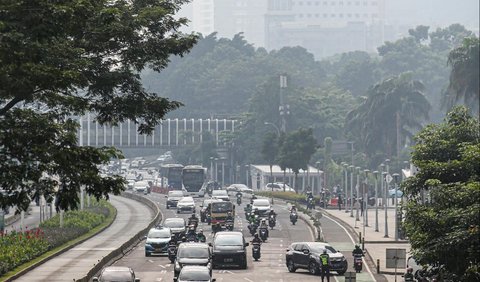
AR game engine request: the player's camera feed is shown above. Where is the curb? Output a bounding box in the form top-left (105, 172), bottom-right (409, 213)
top-left (76, 192), bottom-right (162, 282)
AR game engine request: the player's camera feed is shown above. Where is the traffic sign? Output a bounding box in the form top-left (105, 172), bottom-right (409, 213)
top-left (385, 173), bottom-right (393, 184)
top-left (386, 248), bottom-right (406, 268)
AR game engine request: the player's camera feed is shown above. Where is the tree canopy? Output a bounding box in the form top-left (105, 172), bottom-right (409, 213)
top-left (0, 0), bottom-right (197, 211)
top-left (402, 106), bottom-right (480, 281)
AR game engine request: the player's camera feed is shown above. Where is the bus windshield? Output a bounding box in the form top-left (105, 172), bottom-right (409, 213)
top-left (183, 170), bottom-right (204, 192)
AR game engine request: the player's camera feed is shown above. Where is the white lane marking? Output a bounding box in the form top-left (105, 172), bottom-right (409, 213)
top-left (156, 278), bottom-right (163, 281)
top-left (322, 213), bottom-right (376, 281)
top-left (244, 278), bottom-right (253, 282)
top-left (158, 264), bottom-right (165, 268)
top-left (165, 264), bottom-right (171, 267)
top-left (226, 270), bottom-right (234, 274)
top-left (160, 270), bottom-right (167, 274)
top-left (148, 259), bottom-right (154, 263)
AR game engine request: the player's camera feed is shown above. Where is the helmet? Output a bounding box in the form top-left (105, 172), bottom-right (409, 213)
top-left (254, 233), bottom-right (259, 238)
top-left (323, 249), bottom-right (327, 254)
top-left (292, 205), bottom-right (296, 208)
top-left (407, 267), bottom-right (413, 273)
top-left (198, 229), bottom-right (203, 234)
top-left (247, 204), bottom-right (251, 207)
top-left (192, 213), bottom-right (196, 217)
top-left (227, 212), bottom-right (232, 216)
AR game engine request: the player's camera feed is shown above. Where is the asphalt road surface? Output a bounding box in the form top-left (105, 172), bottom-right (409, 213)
top-left (110, 193), bottom-right (358, 282)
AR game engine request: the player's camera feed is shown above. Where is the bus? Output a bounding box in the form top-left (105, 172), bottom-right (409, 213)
top-left (182, 165), bottom-right (207, 197)
top-left (159, 164), bottom-right (184, 190)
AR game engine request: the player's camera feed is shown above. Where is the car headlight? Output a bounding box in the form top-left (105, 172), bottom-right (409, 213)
top-left (341, 256), bottom-right (346, 261)
top-left (145, 243), bottom-right (151, 247)
top-left (175, 261), bottom-right (181, 270)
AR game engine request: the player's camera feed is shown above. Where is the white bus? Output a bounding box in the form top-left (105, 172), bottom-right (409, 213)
top-left (182, 165), bottom-right (207, 197)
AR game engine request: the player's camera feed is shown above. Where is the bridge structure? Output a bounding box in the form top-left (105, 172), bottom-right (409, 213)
top-left (77, 114), bottom-right (237, 148)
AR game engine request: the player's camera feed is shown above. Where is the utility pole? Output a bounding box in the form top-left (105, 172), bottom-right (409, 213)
top-left (279, 74), bottom-right (289, 133)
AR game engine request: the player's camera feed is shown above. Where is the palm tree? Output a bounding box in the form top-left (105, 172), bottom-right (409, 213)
top-left (345, 73), bottom-right (431, 159)
top-left (446, 37), bottom-right (479, 115)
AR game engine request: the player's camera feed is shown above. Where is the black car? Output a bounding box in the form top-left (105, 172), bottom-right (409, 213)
top-left (174, 266), bottom-right (216, 282)
top-left (174, 242), bottom-right (212, 278)
top-left (211, 231), bottom-right (248, 269)
top-left (285, 242), bottom-right (347, 275)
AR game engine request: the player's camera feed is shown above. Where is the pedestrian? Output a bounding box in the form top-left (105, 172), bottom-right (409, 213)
top-left (338, 194), bottom-right (342, 210)
top-left (320, 249), bottom-right (331, 282)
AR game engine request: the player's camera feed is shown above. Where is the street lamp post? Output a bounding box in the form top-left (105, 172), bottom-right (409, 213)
top-left (279, 74), bottom-right (289, 132)
top-left (245, 164), bottom-right (250, 187)
top-left (349, 165), bottom-right (354, 217)
top-left (373, 170), bottom-right (379, 232)
top-left (221, 158), bottom-right (225, 187)
top-left (364, 169), bottom-right (370, 228)
top-left (355, 167), bottom-right (361, 222)
top-left (210, 157), bottom-right (214, 180)
top-left (214, 158), bottom-right (219, 183)
top-left (343, 163), bottom-right (349, 213)
top-left (393, 173), bottom-right (400, 241)
top-left (316, 161), bottom-right (321, 195)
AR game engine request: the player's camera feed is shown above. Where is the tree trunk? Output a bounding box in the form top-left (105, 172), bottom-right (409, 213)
top-left (270, 164), bottom-right (273, 191)
top-left (396, 111), bottom-right (401, 157)
top-left (283, 169), bottom-right (286, 192)
top-left (294, 172), bottom-right (298, 194)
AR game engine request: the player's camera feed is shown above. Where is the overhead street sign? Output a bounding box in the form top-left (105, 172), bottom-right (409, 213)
top-left (386, 248), bottom-right (406, 268)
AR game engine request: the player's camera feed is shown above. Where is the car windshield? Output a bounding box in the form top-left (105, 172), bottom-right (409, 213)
top-left (178, 247), bottom-right (209, 258)
top-left (100, 270), bottom-right (133, 282)
top-left (310, 244), bottom-right (338, 254)
top-left (215, 235), bottom-right (243, 246)
top-left (178, 269), bottom-right (211, 281)
top-left (169, 191), bottom-right (183, 197)
top-left (254, 200), bottom-right (270, 207)
top-left (211, 202), bottom-right (232, 213)
top-left (148, 229), bottom-right (170, 239)
top-left (164, 220), bottom-right (185, 228)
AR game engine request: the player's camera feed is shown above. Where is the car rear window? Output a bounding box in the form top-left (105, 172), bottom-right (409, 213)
top-left (178, 246), bottom-right (209, 258)
top-left (254, 200), bottom-right (270, 206)
top-left (212, 190), bottom-right (227, 196)
top-left (148, 229), bottom-right (170, 239)
top-left (215, 234), bottom-right (243, 246)
top-left (100, 270), bottom-right (133, 281)
top-left (164, 220), bottom-right (185, 228)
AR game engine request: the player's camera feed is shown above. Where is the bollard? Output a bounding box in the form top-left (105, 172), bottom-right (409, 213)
top-left (359, 232), bottom-right (362, 244)
top-left (362, 237), bottom-right (365, 250)
top-left (377, 259), bottom-right (380, 273)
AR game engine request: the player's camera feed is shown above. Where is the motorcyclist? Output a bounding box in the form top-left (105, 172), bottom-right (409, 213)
top-left (259, 218), bottom-right (269, 238)
top-left (196, 229), bottom-right (206, 243)
top-left (268, 209), bottom-right (277, 219)
top-left (236, 190), bottom-right (242, 198)
top-left (306, 191), bottom-right (314, 201)
top-left (169, 235), bottom-right (177, 246)
top-left (186, 225), bottom-right (196, 241)
top-left (251, 233), bottom-right (262, 245)
top-left (188, 213), bottom-right (199, 228)
top-left (226, 211), bottom-right (234, 221)
top-left (352, 245), bottom-right (364, 257)
top-left (290, 205), bottom-right (297, 213)
top-left (250, 194), bottom-right (257, 204)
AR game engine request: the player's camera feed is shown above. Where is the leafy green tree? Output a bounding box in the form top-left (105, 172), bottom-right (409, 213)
top-left (261, 132), bottom-right (279, 185)
top-left (402, 106), bottom-right (480, 281)
top-left (345, 73), bottom-right (431, 162)
top-left (0, 0), bottom-right (197, 210)
top-left (429, 24), bottom-right (474, 52)
top-left (277, 128), bottom-right (317, 192)
top-left (408, 25), bottom-right (430, 43)
top-left (445, 37), bottom-right (479, 115)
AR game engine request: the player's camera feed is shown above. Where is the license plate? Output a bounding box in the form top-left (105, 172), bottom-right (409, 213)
top-left (224, 258), bottom-right (233, 262)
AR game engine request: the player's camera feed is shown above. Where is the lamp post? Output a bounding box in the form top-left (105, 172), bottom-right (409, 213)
top-left (343, 163), bottom-right (349, 213)
top-left (393, 173), bottom-right (400, 241)
top-left (245, 164), bottom-right (250, 187)
top-left (279, 74), bottom-right (289, 132)
top-left (221, 158), bottom-right (226, 187)
top-left (214, 158), bottom-right (219, 183)
top-left (373, 170), bottom-right (379, 232)
top-left (364, 169), bottom-right (370, 227)
top-left (210, 157), bottom-right (214, 180)
top-left (316, 161), bottom-right (321, 195)
top-left (355, 167), bottom-right (361, 222)
top-left (349, 165), bottom-right (354, 217)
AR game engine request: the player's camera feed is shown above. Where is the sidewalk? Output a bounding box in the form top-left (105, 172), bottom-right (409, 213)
top-left (321, 205), bottom-right (410, 282)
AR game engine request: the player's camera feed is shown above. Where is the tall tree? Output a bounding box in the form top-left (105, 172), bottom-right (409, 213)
top-left (345, 73), bottom-right (431, 161)
top-left (261, 131), bottom-right (279, 186)
top-left (402, 106), bottom-right (480, 281)
top-left (0, 0), bottom-right (197, 211)
top-left (446, 37), bottom-right (480, 115)
top-left (277, 128), bottom-right (317, 192)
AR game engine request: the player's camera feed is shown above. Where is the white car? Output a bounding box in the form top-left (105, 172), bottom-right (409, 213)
top-left (252, 199), bottom-right (271, 217)
top-left (211, 190), bottom-right (229, 201)
top-left (133, 180), bottom-right (150, 193)
top-left (265, 182), bottom-right (295, 192)
top-left (177, 197), bottom-right (196, 214)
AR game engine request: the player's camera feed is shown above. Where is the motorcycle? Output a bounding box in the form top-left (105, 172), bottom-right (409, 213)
top-left (188, 219), bottom-right (199, 231)
top-left (186, 232), bottom-right (197, 242)
top-left (168, 244), bottom-right (177, 263)
top-left (248, 223), bottom-right (258, 236)
top-left (259, 227), bottom-right (268, 242)
top-left (268, 215), bottom-right (276, 230)
top-left (252, 242), bottom-right (261, 261)
top-left (307, 198), bottom-right (315, 210)
top-left (225, 219), bottom-right (234, 231)
top-left (353, 254), bottom-right (363, 273)
top-left (236, 194), bottom-right (242, 205)
top-left (290, 212), bottom-right (298, 225)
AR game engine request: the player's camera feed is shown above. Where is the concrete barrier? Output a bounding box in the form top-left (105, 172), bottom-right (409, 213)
top-left (76, 192), bottom-right (162, 282)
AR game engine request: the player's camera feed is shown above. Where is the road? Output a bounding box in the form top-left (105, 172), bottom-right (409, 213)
top-left (15, 195), bottom-right (154, 282)
top-left (110, 193), bottom-right (359, 282)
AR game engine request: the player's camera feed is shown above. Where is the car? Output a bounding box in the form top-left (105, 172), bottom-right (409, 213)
top-left (285, 242), bottom-right (347, 275)
top-left (265, 182), bottom-right (295, 192)
top-left (144, 226), bottom-right (171, 257)
top-left (211, 231), bottom-right (248, 269)
top-left (177, 197), bottom-right (196, 214)
top-left (166, 190), bottom-right (185, 209)
top-left (174, 242), bottom-right (212, 278)
top-left (200, 198), bottom-right (222, 222)
top-left (211, 190), bottom-right (229, 201)
top-left (174, 266), bottom-right (216, 282)
top-left (226, 184), bottom-right (249, 192)
top-left (252, 198), bottom-right (271, 217)
top-left (133, 180), bottom-right (149, 193)
top-left (163, 218), bottom-right (187, 238)
top-left (92, 266), bottom-right (140, 282)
